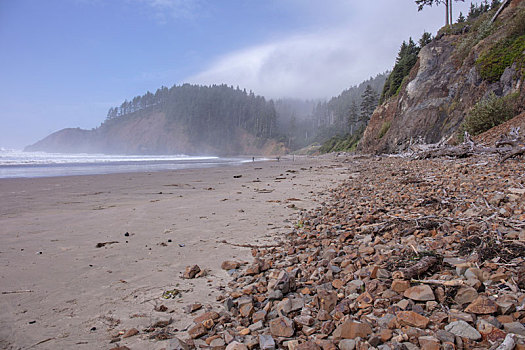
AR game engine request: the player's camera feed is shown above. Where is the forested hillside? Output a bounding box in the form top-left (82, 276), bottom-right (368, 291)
top-left (26, 84), bottom-right (282, 155)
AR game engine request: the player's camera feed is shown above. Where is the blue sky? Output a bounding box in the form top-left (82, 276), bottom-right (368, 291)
top-left (0, 0), bottom-right (476, 149)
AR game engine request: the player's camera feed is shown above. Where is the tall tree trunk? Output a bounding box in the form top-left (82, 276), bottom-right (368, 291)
top-left (449, 0), bottom-right (453, 26)
top-left (445, 0), bottom-right (450, 27)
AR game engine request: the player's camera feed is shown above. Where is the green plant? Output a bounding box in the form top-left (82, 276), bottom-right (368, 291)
top-left (461, 92), bottom-right (518, 136)
top-left (477, 35), bottom-right (525, 82)
top-left (378, 121), bottom-right (391, 139)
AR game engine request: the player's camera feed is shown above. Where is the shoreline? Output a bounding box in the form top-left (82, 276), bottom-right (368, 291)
top-left (0, 155), bottom-right (348, 349)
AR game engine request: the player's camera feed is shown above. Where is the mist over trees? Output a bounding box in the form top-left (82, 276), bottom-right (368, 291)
top-left (104, 84), bottom-right (277, 151)
top-left (103, 74), bottom-right (388, 153)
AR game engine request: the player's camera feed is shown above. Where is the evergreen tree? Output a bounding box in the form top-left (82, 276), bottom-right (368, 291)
top-left (380, 38), bottom-right (419, 103)
top-left (360, 85), bottom-right (379, 124)
top-left (418, 32), bottom-right (433, 48)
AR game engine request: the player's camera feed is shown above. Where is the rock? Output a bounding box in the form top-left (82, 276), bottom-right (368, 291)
top-left (194, 311), bottom-right (220, 323)
top-left (188, 323), bottom-right (207, 339)
top-left (332, 320), bottom-right (372, 339)
top-left (268, 290), bottom-right (283, 300)
top-left (240, 303), bottom-right (254, 317)
top-left (454, 286), bottom-right (478, 305)
top-left (418, 336), bottom-right (440, 350)
top-left (444, 320), bottom-right (482, 340)
top-left (337, 339), bottom-right (356, 350)
top-left (259, 334), bottom-right (276, 350)
top-left (284, 340), bottom-right (300, 350)
top-left (391, 279), bottom-right (410, 293)
top-left (249, 320), bottom-right (264, 332)
top-left (296, 341), bottom-right (321, 350)
top-left (222, 260), bottom-right (241, 270)
top-left (396, 311), bottom-right (430, 329)
top-left (224, 298), bottom-right (235, 311)
top-left (355, 291), bottom-right (374, 308)
top-left (435, 330), bottom-right (455, 343)
top-left (122, 328), bottom-right (139, 338)
top-left (318, 289), bottom-right (338, 313)
top-left (226, 341), bottom-right (249, 350)
top-left (183, 265), bottom-right (201, 279)
top-left (379, 329), bottom-right (393, 342)
top-left (346, 279), bottom-right (365, 294)
top-left (294, 315), bottom-right (315, 326)
top-left (210, 338), bottom-right (226, 347)
top-left (464, 296), bottom-right (498, 314)
top-left (168, 337), bottom-right (190, 350)
top-left (403, 285), bottom-right (434, 301)
top-left (269, 316), bottom-right (295, 337)
top-left (503, 322), bottom-right (525, 336)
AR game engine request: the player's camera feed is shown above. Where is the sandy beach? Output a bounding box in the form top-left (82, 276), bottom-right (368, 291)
top-left (0, 156), bottom-right (350, 349)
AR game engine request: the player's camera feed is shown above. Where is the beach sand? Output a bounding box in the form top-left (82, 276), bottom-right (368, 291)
top-left (0, 156), bottom-right (351, 349)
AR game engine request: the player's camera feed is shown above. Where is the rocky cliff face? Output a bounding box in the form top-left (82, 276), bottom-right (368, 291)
top-left (359, 0), bottom-right (525, 154)
top-left (25, 112), bottom-right (286, 156)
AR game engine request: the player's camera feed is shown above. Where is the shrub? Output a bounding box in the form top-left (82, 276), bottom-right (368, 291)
top-left (462, 93), bottom-right (517, 136)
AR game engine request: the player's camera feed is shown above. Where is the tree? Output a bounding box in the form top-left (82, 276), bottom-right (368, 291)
top-left (360, 85), bottom-right (379, 124)
top-left (418, 32), bottom-right (433, 48)
top-left (415, 0), bottom-right (465, 27)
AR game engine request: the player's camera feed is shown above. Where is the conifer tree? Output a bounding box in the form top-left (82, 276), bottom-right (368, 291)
top-left (360, 85), bottom-right (379, 124)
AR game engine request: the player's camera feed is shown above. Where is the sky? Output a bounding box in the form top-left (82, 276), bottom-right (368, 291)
top-left (0, 0), bottom-right (478, 149)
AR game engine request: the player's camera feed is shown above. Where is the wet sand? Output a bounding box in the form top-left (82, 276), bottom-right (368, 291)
top-left (0, 156), bottom-right (351, 349)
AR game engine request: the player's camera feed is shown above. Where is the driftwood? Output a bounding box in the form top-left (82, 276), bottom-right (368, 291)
top-left (413, 129), bottom-right (525, 162)
top-left (411, 279), bottom-right (465, 287)
top-left (392, 256), bottom-right (438, 280)
top-left (217, 240), bottom-right (280, 249)
top-left (2, 289), bottom-right (33, 295)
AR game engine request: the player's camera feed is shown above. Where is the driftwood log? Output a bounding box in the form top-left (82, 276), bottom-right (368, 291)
top-left (392, 256), bottom-right (438, 280)
top-left (412, 128), bottom-right (524, 162)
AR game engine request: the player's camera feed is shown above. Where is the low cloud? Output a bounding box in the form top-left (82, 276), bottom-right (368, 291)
top-left (187, 30), bottom-right (391, 99)
top-left (186, 1), bottom-right (471, 99)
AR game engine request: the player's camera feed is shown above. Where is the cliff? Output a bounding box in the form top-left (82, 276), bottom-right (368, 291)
top-left (359, 0), bottom-right (525, 154)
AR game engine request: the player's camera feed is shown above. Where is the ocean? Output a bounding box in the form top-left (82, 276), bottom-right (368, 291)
top-left (0, 149), bottom-right (253, 179)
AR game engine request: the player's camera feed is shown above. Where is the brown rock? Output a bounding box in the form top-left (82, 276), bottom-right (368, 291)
top-left (318, 290), bottom-right (338, 313)
top-left (380, 328), bottom-right (393, 342)
top-left (122, 328), bottom-right (139, 338)
top-left (403, 285), bottom-right (435, 301)
top-left (269, 316), bottom-right (295, 337)
top-left (296, 341), bottom-right (321, 350)
top-left (418, 336), bottom-right (440, 350)
top-left (454, 287), bottom-right (478, 305)
top-left (221, 260), bottom-right (241, 270)
top-left (183, 265), bottom-right (201, 279)
top-left (355, 291), bottom-right (374, 309)
top-left (252, 310), bottom-right (267, 323)
top-left (194, 311), bottom-right (220, 323)
top-left (332, 279), bottom-right (344, 289)
top-left (188, 323), bottom-right (207, 339)
top-left (226, 341), bottom-right (249, 350)
top-left (464, 296), bottom-right (498, 314)
top-left (240, 303), bottom-right (254, 318)
top-left (396, 311), bottom-right (430, 329)
top-left (391, 279), bottom-right (411, 293)
top-left (332, 320), bottom-right (373, 339)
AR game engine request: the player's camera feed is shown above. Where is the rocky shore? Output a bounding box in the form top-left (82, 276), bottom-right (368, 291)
top-left (114, 154), bottom-right (525, 350)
